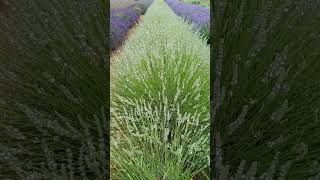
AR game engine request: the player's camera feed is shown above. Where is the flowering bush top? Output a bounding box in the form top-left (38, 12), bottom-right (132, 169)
top-left (166, 0), bottom-right (209, 39)
top-left (111, 7), bottom-right (140, 50)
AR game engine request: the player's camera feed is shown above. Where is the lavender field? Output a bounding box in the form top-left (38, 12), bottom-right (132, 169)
top-left (1, 0), bottom-right (320, 179)
top-left (110, 0), bottom-right (320, 179)
top-left (110, 0), bottom-right (209, 51)
top-left (110, 0), bottom-right (210, 178)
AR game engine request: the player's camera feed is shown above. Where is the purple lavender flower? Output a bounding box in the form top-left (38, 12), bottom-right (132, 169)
top-left (110, 0), bottom-right (154, 50)
top-left (110, 7), bottom-right (140, 50)
top-left (165, 0), bottom-right (210, 38)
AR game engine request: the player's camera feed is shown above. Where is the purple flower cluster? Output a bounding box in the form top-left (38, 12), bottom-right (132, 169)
top-left (110, 7), bottom-right (140, 50)
top-left (165, 0), bottom-right (209, 35)
top-left (110, 0), bottom-right (154, 50)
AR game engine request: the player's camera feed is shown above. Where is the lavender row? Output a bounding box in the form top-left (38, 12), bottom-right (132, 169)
top-left (111, 7), bottom-right (140, 50)
top-left (111, 0), bottom-right (154, 50)
top-left (165, 0), bottom-right (210, 39)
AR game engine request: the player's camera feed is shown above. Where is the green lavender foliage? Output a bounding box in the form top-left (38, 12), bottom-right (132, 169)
top-left (212, 0), bottom-right (320, 179)
top-left (183, 0), bottom-right (210, 7)
top-left (0, 0), bottom-right (109, 179)
top-left (111, 0), bottom-right (210, 178)
top-left (132, 0), bottom-right (154, 14)
top-left (111, 0), bottom-right (137, 9)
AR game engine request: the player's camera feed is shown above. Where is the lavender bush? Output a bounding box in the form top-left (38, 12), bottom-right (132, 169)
top-left (111, 0), bottom-right (153, 9)
top-left (165, 0), bottom-right (209, 41)
top-left (0, 0), bottom-right (108, 179)
top-left (111, 0), bottom-right (209, 178)
top-left (212, 1), bottom-right (320, 179)
top-left (111, 0), bottom-right (154, 50)
top-left (133, 0), bottom-right (154, 14)
top-left (111, 7), bottom-right (140, 50)
top-left (137, 0), bottom-right (154, 8)
top-left (111, 0), bottom-right (137, 9)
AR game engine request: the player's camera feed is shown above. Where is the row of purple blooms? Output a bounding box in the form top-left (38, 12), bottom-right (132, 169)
top-left (110, 0), bottom-right (154, 50)
top-left (111, 7), bottom-right (140, 50)
top-left (110, 0), bottom-right (209, 50)
top-left (165, 0), bottom-right (210, 39)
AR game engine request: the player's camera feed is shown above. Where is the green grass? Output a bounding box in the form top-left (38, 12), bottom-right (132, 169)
top-left (111, 0), bottom-right (137, 9)
top-left (182, 0), bottom-right (209, 7)
top-left (111, 0), bottom-right (153, 10)
top-left (111, 0), bottom-right (209, 179)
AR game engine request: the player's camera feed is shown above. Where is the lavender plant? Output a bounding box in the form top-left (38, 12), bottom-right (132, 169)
top-left (110, 0), bottom-right (153, 50)
top-left (111, 7), bottom-right (140, 50)
top-left (165, 0), bottom-right (210, 41)
top-left (111, 0), bottom-right (137, 9)
top-left (182, 0), bottom-right (209, 7)
top-left (0, 0), bottom-right (109, 179)
top-left (111, 0), bottom-right (210, 178)
top-left (136, 0), bottom-right (154, 8)
top-left (111, 0), bottom-right (153, 10)
top-left (212, 0), bottom-right (320, 179)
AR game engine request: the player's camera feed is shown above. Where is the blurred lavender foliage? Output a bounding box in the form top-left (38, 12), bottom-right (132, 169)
top-left (165, 0), bottom-right (210, 41)
top-left (0, 0), bottom-right (109, 178)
